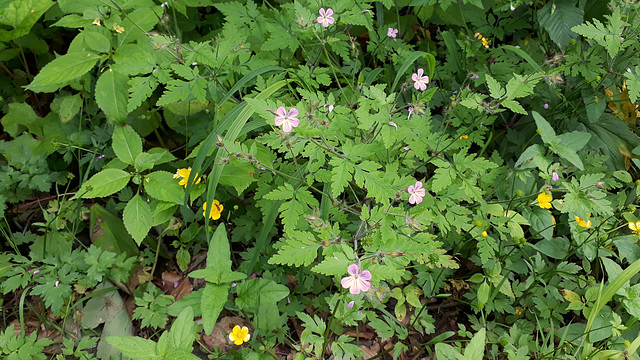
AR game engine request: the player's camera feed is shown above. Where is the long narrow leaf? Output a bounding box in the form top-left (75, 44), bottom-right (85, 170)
top-left (218, 66), bottom-right (285, 105)
top-left (391, 51), bottom-right (435, 93)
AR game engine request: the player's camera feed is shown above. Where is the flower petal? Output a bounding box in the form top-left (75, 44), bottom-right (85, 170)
top-left (414, 181), bottom-right (422, 190)
top-left (325, 8), bottom-right (333, 16)
top-left (327, 16), bottom-right (335, 24)
top-left (357, 279), bottom-right (371, 293)
top-left (417, 68), bottom-right (424, 77)
top-left (359, 270), bottom-right (371, 280)
top-left (282, 121), bottom-right (292, 132)
top-left (347, 264), bottom-right (360, 275)
top-left (289, 117), bottom-right (300, 128)
top-left (407, 185), bottom-right (415, 193)
top-left (319, 8), bottom-right (326, 16)
top-left (411, 73), bottom-right (418, 82)
top-left (288, 108), bottom-right (299, 117)
top-left (276, 106), bottom-right (287, 116)
top-left (341, 275), bottom-right (355, 289)
top-left (415, 188), bottom-right (426, 197)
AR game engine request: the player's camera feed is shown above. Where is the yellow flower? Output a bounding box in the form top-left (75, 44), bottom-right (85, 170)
top-left (481, 231), bottom-right (488, 237)
top-left (515, 308), bottom-right (522, 316)
top-left (113, 22), bottom-right (125, 33)
top-left (474, 32), bottom-right (482, 39)
top-left (173, 168), bottom-right (201, 188)
top-left (93, 18), bottom-right (101, 26)
top-left (629, 221), bottom-right (640, 236)
top-left (459, 135), bottom-right (468, 140)
top-left (574, 215), bottom-right (592, 228)
top-left (537, 192), bottom-right (552, 209)
top-left (482, 37), bottom-right (491, 48)
top-left (228, 325), bottom-right (250, 345)
top-left (203, 200), bottom-right (223, 220)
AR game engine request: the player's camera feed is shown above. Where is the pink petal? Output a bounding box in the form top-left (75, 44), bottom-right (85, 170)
top-left (274, 116), bottom-right (285, 126)
top-left (276, 106), bottom-right (287, 116)
top-left (349, 283), bottom-right (361, 294)
top-left (407, 185), bottom-right (415, 193)
top-left (282, 121), bottom-right (292, 132)
top-left (424, 76), bottom-right (429, 84)
top-left (411, 73), bottom-right (418, 82)
top-left (347, 264), bottom-right (360, 275)
top-left (317, 16), bottom-right (324, 23)
top-left (325, 8), bottom-right (333, 16)
top-left (319, 8), bottom-right (326, 16)
top-left (327, 16), bottom-right (335, 24)
top-left (288, 108), bottom-right (298, 117)
top-left (409, 195), bottom-right (417, 204)
top-left (415, 188), bottom-right (426, 197)
top-left (414, 181), bottom-right (422, 190)
top-left (357, 279), bottom-right (371, 293)
top-left (341, 276), bottom-right (355, 290)
top-left (360, 270), bottom-right (371, 281)
top-left (417, 68), bottom-right (424, 77)
top-left (413, 82), bottom-right (420, 90)
top-left (419, 82), bottom-right (427, 91)
top-left (289, 118), bottom-right (300, 128)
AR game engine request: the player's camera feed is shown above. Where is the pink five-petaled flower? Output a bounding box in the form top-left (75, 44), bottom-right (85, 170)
top-left (387, 28), bottom-right (398, 38)
top-left (274, 107), bottom-right (300, 133)
top-left (341, 264), bottom-right (372, 295)
top-left (317, 8), bottom-right (335, 27)
top-left (411, 69), bottom-right (429, 91)
top-left (407, 181), bottom-right (426, 205)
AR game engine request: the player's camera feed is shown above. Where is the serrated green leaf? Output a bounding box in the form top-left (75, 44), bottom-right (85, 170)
top-left (502, 99), bottom-right (527, 114)
top-left (505, 73), bottom-right (541, 99)
top-left (83, 30), bottom-right (111, 53)
top-left (96, 69), bottom-right (129, 124)
top-left (123, 194), bottom-right (152, 245)
top-left (26, 52), bottom-right (100, 93)
top-left (538, 0), bottom-right (583, 48)
top-left (532, 111), bottom-right (557, 144)
top-left (0, 0), bottom-right (54, 41)
top-left (128, 76), bottom-right (158, 112)
top-left (485, 74), bottom-right (503, 99)
top-left (144, 171), bottom-right (185, 204)
top-left (311, 251), bottom-right (353, 277)
top-left (268, 233), bottom-right (321, 267)
top-left (264, 184), bottom-right (295, 200)
top-left (330, 158), bottom-right (355, 198)
top-left (201, 284), bottom-right (228, 335)
top-left (105, 336), bottom-right (158, 360)
top-left (78, 169), bottom-right (131, 199)
top-left (112, 124), bottom-right (142, 165)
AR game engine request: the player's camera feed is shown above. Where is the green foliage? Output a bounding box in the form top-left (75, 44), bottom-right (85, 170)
top-left (2, 0), bottom-right (640, 359)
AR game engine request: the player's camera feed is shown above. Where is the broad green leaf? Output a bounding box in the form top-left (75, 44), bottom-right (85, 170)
top-left (0, 0), bottom-right (54, 41)
top-left (112, 124), bottom-right (142, 166)
top-left (134, 152), bottom-right (165, 172)
top-left (83, 30), bottom-right (111, 53)
top-left (523, 207), bottom-right (554, 240)
top-left (206, 224), bottom-right (232, 281)
top-left (557, 131), bottom-right (591, 152)
top-left (464, 328), bottom-right (486, 360)
top-left (168, 307), bottom-right (195, 352)
top-left (235, 278), bottom-right (290, 310)
top-left (123, 194), bottom-right (152, 245)
top-left (435, 343), bottom-right (463, 360)
top-left (550, 143), bottom-right (584, 170)
top-left (477, 281), bottom-right (490, 304)
top-left (26, 52), bottom-right (101, 93)
top-left (532, 111), bottom-right (557, 144)
top-left (77, 169), bottom-right (131, 199)
top-left (96, 69), bottom-right (129, 124)
top-left (90, 204), bottom-right (139, 256)
top-left (538, 0), bottom-right (583, 48)
top-left (105, 336), bottom-right (159, 360)
top-left (144, 171), bottom-right (185, 204)
top-left (201, 284), bottom-right (229, 335)
top-left (0, 102), bottom-right (42, 138)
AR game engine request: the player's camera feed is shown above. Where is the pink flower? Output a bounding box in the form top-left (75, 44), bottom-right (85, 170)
top-left (552, 170), bottom-right (559, 181)
top-left (347, 301), bottom-right (355, 308)
top-left (411, 69), bottom-right (429, 91)
top-left (317, 8), bottom-right (335, 27)
top-left (341, 264), bottom-right (372, 295)
top-left (388, 121), bottom-right (397, 130)
top-left (387, 28), bottom-right (398, 38)
top-left (408, 107), bottom-right (414, 119)
top-left (407, 181), bottom-right (426, 205)
top-left (274, 107), bottom-right (300, 133)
